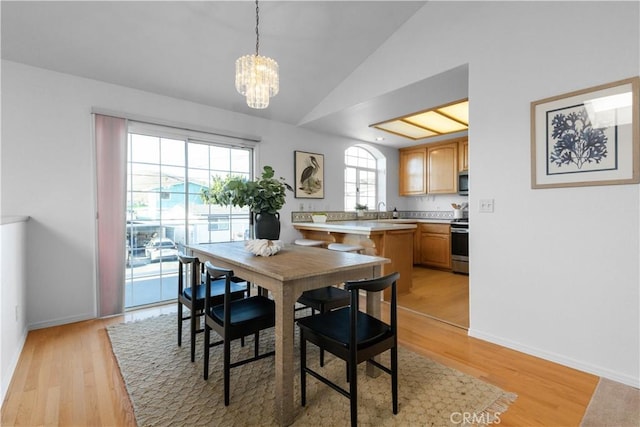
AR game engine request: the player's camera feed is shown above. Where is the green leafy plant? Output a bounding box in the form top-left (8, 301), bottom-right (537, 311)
top-left (354, 203), bottom-right (368, 210)
top-left (201, 166), bottom-right (293, 214)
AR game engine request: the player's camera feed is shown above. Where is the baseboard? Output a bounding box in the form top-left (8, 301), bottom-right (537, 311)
top-left (28, 312), bottom-right (95, 331)
top-left (1, 325), bottom-right (28, 404)
top-left (468, 328), bottom-right (640, 389)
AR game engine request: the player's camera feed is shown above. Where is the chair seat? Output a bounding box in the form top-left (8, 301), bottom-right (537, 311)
top-left (294, 239), bottom-right (325, 247)
top-left (183, 279), bottom-right (246, 308)
top-left (297, 307), bottom-right (392, 350)
top-left (210, 296), bottom-right (275, 330)
top-left (327, 243), bottom-right (363, 252)
top-left (297, 287), bottom-right (351, 312)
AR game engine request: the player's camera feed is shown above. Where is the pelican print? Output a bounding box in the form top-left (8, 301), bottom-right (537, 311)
top-left (299, 156), bottom-right (322, 195)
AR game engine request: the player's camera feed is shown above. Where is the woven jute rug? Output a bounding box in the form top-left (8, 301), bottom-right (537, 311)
top-left (107, 314), bottom-right (516, 426)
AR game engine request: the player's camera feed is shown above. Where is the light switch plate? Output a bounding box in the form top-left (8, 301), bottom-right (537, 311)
top-left (479, 199), bottom-right (494, 213)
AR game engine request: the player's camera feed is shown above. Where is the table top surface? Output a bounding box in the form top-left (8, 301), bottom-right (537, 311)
top-left (187, 241), bottom-right (389, 282)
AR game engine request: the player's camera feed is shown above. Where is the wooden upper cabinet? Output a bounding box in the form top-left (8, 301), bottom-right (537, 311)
top-left (459, 138), bottom-right (469, 171)
top-left (427, 142), bottom-right (458, 194)
top-left (399, 147), bottom-right (427, 195)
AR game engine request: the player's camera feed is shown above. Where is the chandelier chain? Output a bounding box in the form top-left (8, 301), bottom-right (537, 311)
top-left (255, 0), bottom-right (260, 56)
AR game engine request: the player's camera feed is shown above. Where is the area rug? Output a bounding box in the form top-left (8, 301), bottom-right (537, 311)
top-left (580, 377), bottom-right (640, 427)
top-left (107, 314), bottom-right (516, 426)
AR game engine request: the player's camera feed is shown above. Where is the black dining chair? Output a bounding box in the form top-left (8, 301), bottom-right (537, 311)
top-left (296, 286), bottom-right (351, 366)
top-left (297, 272), bottom-right (400, 427)
top-left (203, 262), bottom-right (276, 406)
top-left (177, 253), bottom-right (247, 362)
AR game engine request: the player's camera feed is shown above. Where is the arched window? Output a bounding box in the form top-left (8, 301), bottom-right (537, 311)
top-left (344, 146), bottom-right (378, 211)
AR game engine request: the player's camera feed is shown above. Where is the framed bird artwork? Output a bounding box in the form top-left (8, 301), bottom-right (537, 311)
top-left (294, 151), bottom-right (324, 198)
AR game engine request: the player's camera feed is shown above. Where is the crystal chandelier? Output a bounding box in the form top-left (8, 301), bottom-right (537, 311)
top-left (235, 0), bottom-right (279, 109)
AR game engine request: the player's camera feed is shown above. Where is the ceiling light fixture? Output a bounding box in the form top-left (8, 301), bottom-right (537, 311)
top-left (235, 0), bottom-right (279, 109)
top-left (371, 100), bottom-right (469, 140)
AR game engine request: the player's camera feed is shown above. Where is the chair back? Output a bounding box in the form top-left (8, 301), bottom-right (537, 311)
top-left (178, 253), bottom-right (200, 295)
top-left (204, 261), bottom-right (235, 328)
top-left (344, 272), bottom-right (400, 348)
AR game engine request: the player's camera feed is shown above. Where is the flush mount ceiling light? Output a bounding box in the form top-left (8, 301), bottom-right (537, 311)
top-left (371, 99), bottom-right (469, 140)
top-left (235, 0), bottom-right (279, 109)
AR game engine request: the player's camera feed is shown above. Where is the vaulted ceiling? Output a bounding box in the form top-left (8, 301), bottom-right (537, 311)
top-left (2, 1), bottom-right (468, 148)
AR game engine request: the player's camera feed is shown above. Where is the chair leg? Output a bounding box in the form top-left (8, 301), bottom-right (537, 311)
top-left (392, 345), bottom-right (398, 414)
top-left (190, 307), bottom-right (197, 362)
top-left (177, 303), bottom-right (183, 347)
top-left (300, 329), bottom-right (307, 407)
top-left (203, 324), bottom-right (210, 380)
top-left (319, 305), bottom-right (325, 366)
top-left (224, 338), bottom-right (231, 406)
top-left (254, 332), bottom-right (259, 357)
top-left (349, 359), bottom-right (357, 427)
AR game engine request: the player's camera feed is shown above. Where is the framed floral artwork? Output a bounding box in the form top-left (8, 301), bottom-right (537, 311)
top-left (531, 77), bottom-right (639, 188)
top-left (294, 151), bottom-right (324, 198)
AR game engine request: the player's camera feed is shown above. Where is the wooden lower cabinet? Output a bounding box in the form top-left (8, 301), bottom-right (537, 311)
top-left (418, 223), bottom-right (451, 269)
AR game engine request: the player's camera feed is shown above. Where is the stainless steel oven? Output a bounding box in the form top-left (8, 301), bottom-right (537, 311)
top-left (451, 221), bottom-right (468, 274)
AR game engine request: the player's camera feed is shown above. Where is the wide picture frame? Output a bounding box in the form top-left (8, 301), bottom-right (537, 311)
top-left (531, 76), bottom-right (639, 189)
top-left (294, 151), bottom-right (324, 198)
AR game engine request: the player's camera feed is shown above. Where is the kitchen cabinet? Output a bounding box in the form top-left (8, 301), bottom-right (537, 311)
top-left (427, 142), bottom-right (458, 194)
top-left (418, 223), bottom-right (451, 269)
top-left (399, 147), bottom-right (427, 195)
top-left (400, 137), bottom-right (464, 195)
top-left (459, 138), bottom-right (469, 171)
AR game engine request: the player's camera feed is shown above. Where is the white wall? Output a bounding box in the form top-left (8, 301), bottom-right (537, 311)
top-left (1, 218), bottom-right (29, 403)
top-left (0, 59), bottom-right (398, 329)
top-left (317, 1), bottom-right (639, 386)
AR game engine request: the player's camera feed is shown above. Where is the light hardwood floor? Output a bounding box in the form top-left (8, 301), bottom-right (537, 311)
top-left (398, 266), bottom-right (469, 329)
top-left (2, 304), bottom-right (598, 426)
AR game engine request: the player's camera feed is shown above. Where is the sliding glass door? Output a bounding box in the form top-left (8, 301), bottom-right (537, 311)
top-left (125, 128), bottom-right (252, 308)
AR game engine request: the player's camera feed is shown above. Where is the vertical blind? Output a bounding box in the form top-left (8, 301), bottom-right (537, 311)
top-left (94, 114), bottom-right (127, 317)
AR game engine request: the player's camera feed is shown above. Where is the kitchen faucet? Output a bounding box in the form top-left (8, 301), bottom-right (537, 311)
top-left (376, 201), bottom-right (386, 219)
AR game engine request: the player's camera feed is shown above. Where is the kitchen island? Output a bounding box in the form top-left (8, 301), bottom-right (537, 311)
top-left (293, 221), bottom-right (416, 296)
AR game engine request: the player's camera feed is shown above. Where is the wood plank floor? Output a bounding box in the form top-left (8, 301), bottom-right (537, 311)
top-left (2, 304), bottom-right (598, 426)
top-left (398, 266), bottom-right (469, 328)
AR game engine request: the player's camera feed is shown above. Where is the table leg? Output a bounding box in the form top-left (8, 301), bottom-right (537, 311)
top-left (273, 283), bottom-right (296, 426)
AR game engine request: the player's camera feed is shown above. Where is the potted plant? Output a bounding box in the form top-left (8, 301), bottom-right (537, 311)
top-left (355, 203), bottom-right (368, 218)
top-left (201, 166), bottom-right (293, 240)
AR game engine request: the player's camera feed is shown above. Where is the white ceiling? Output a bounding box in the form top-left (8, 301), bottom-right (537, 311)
top-left (1, 1), bottom-right (467, 148)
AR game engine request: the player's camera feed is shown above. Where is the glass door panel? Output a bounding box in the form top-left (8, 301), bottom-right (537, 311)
top-left (125, 133), bottom-right (252, 308)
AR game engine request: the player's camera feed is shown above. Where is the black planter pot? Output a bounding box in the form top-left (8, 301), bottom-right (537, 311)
top-left (254, 212), bottom-right (280, 240)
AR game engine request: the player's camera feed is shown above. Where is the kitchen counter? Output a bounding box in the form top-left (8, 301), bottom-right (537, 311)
top-left (376, 218), bottom-right (454, 224)
top-left (293, 220), bottom-right (417, 235)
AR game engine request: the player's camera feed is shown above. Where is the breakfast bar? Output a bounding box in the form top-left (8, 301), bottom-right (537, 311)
top-left (293, 221), bottom-right (416, 297)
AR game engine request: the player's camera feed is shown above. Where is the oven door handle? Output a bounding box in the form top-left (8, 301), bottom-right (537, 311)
top-left (451, 229), bottom-right (469, 234)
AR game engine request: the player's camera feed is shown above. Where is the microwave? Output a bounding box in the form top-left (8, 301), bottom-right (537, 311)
top-left (458, 171), bottom-right (469, 196)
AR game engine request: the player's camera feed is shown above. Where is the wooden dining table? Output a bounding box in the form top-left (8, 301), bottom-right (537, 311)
top-left (187, 241), bottom-right (390, 426)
